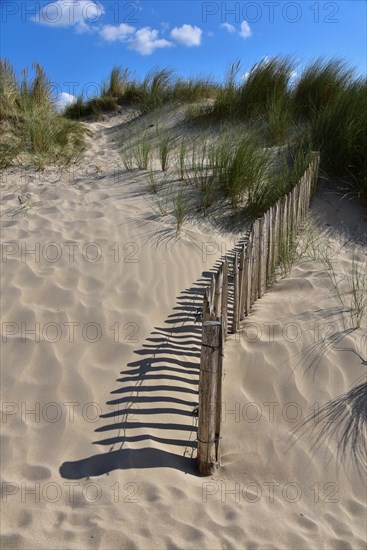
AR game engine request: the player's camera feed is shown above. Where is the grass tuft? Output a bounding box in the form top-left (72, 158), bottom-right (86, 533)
top-left (0, 58), bottom-right (84, 169)
top-left (158, 135), bottom-right (173, 172)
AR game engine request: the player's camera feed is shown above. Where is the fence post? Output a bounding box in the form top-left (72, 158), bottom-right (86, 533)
top-left (238, 245), bottom-right (246, 320)
top-left (312, 153), bottom-right (320, 195)
top-left (273, 202), bottom-right (280, 269)
top-left (279, 195), bottom-right (286, 261)
top-left (197, 320), bottom-right (221, 476)
top-left (252, 219), bottom-right (260, 304)
top-left (232, 253), bottom-right (239, 333)
top-left (209, 273), bottom-right (215, 307)
top-left (302, 173), bottom-right (307, 219)
top-left (202, 287), bottom-right (212, 322)
top-left (266, 207), bottom-right (273, 288)
top-left (257, 216), bottom-right (265, 298)
top-left (215, 320), bottom-right (224, 462)
top-left (221, 260), bottom-right (228, 338)
top-left (287, 191), bottom-right (292, 246)
top-left (244, 229), bottom-right (253, 316)
top-left (213, 266), bottom-right (223, 319)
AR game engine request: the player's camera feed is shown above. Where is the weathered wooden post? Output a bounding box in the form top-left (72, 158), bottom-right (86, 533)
top-left (279, 195), bottom-right (286, 259)
top-left (238, 245), bottom-right (246, 320)
top-left (209, 273), bottom-right (215, 307)
top-left (249, 224), bottom-right (256, 306)
top-left (309, 160), bottom-right (313, 199)
top-left (296, 179), bottom-right (302, 224)
top-left (283, 193), bottom-right (289, 252)
top-left (215, 320), bottom-right (224, 461)
top-left (257, 216), bottom-right (265, 298)
top-left (286, 191), bottom-right (292, 254)
top-left (292, 185), bottom-right (298, 232)
top-left (273, 202), bottom-right (280, 269)
top-left (266, 206), bottom-right (273, 287)
top-left (312, 153), bottom-right (320, 196)
top-left (251, 219), bottom-right (260, 304)
top-left (213, 266), bottom-right (223, 320)
top-left (231, 253), bottom-right (239, 333)
top-left (302, 173), bottom-right (307, 219)
top-left (221, 259), bottom-right (228, 338)
top-left (244, 230), bottom-right (253, 316)
top-left (202, 287), bottom-right (212, 322)
top-left (197, 320), bottom-right (221, 476)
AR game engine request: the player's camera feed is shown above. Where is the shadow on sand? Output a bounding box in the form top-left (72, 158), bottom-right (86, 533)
top-left (60, 261), bottom-right (230, 479)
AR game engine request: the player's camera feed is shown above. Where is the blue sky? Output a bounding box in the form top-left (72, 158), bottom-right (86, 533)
top-left (1, 0), bottom-right (366, 106)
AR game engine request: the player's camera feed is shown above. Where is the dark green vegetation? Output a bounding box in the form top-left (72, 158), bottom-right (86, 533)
top-left (0, 59), bottom-right (85, 169)
top-left (210, 57), bottom-right (366, 201)
top-left (64, 66), bottom-right (217, 118)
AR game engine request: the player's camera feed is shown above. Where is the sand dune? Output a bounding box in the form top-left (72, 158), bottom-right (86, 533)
top-left (1, 110), bottom-right (366, 549)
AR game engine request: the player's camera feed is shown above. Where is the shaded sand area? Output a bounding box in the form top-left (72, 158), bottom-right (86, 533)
top-left (1, 110), bottom-right (366, 549)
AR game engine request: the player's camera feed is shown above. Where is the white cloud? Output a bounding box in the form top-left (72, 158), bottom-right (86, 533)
top-left (128, 27), bottom-right (173, 55)
top-left (99, 23), bottom-right (135, 42)
top-left (170, 24), bottom-right (202, 47)
top-left (290, 70), bottom-right (298, 79)
top-left (99, 23), bottom-right (172, 56)
top-left (33, 0), bottom-right (104, 32)
top-left (54, 92), bottom-right (77, 112)
top-left (220, 22), bottom-right (235, 33)
top-left (239, 20), bottom-right (252, 39)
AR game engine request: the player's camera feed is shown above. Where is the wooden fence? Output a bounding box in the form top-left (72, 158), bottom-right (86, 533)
top-left (197, 152), bottom-right (320, 476)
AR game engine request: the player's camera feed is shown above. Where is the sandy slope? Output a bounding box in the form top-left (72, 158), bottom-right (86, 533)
top-left (1, 110), bottom-right (366, 550)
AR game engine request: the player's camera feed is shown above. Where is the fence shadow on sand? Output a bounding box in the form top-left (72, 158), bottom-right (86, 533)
top-left (59, 266), bottom-right (223, 479)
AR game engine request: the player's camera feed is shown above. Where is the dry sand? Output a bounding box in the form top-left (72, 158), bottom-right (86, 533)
top-left (1, 110), bottom-right (366, 549)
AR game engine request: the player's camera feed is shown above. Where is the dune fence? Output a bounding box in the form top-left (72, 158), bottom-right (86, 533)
top-left (197, 152), bottom-right (320, 476)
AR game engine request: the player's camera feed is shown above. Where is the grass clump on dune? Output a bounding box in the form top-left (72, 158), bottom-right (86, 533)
top-left (211, 57), bottom-right (294, 122)
top-left (133, 134), bottom-right (152, 170)
top-left (64, 65), bottom-right (131, 119)
top-left (238, 57), bottom-right (294, 119)
top-left (182, 133), bottom-right (272, 212)
top-left (158, 135), bottom-right (173, 172)
top-left (0, 59), bottom-right (84, 169)
top-left (207, 56), bottom-right (366, 201)
top-left (64, 66), bottom-right (219, 120)
top-left (310, 78), bottom-right (367, 200)
top-left (264, 92), bottom-right (293, 146)
top-left (64, 94), bottom-right (118, 119)
top-left (171, 75), bottom-right (218, 103)
top-left (292, 58), bottom-right (354, 120)
top-left (139, 67), bottom-right (174, 113)
top-left (218, 135), bottom-right (268, 209)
